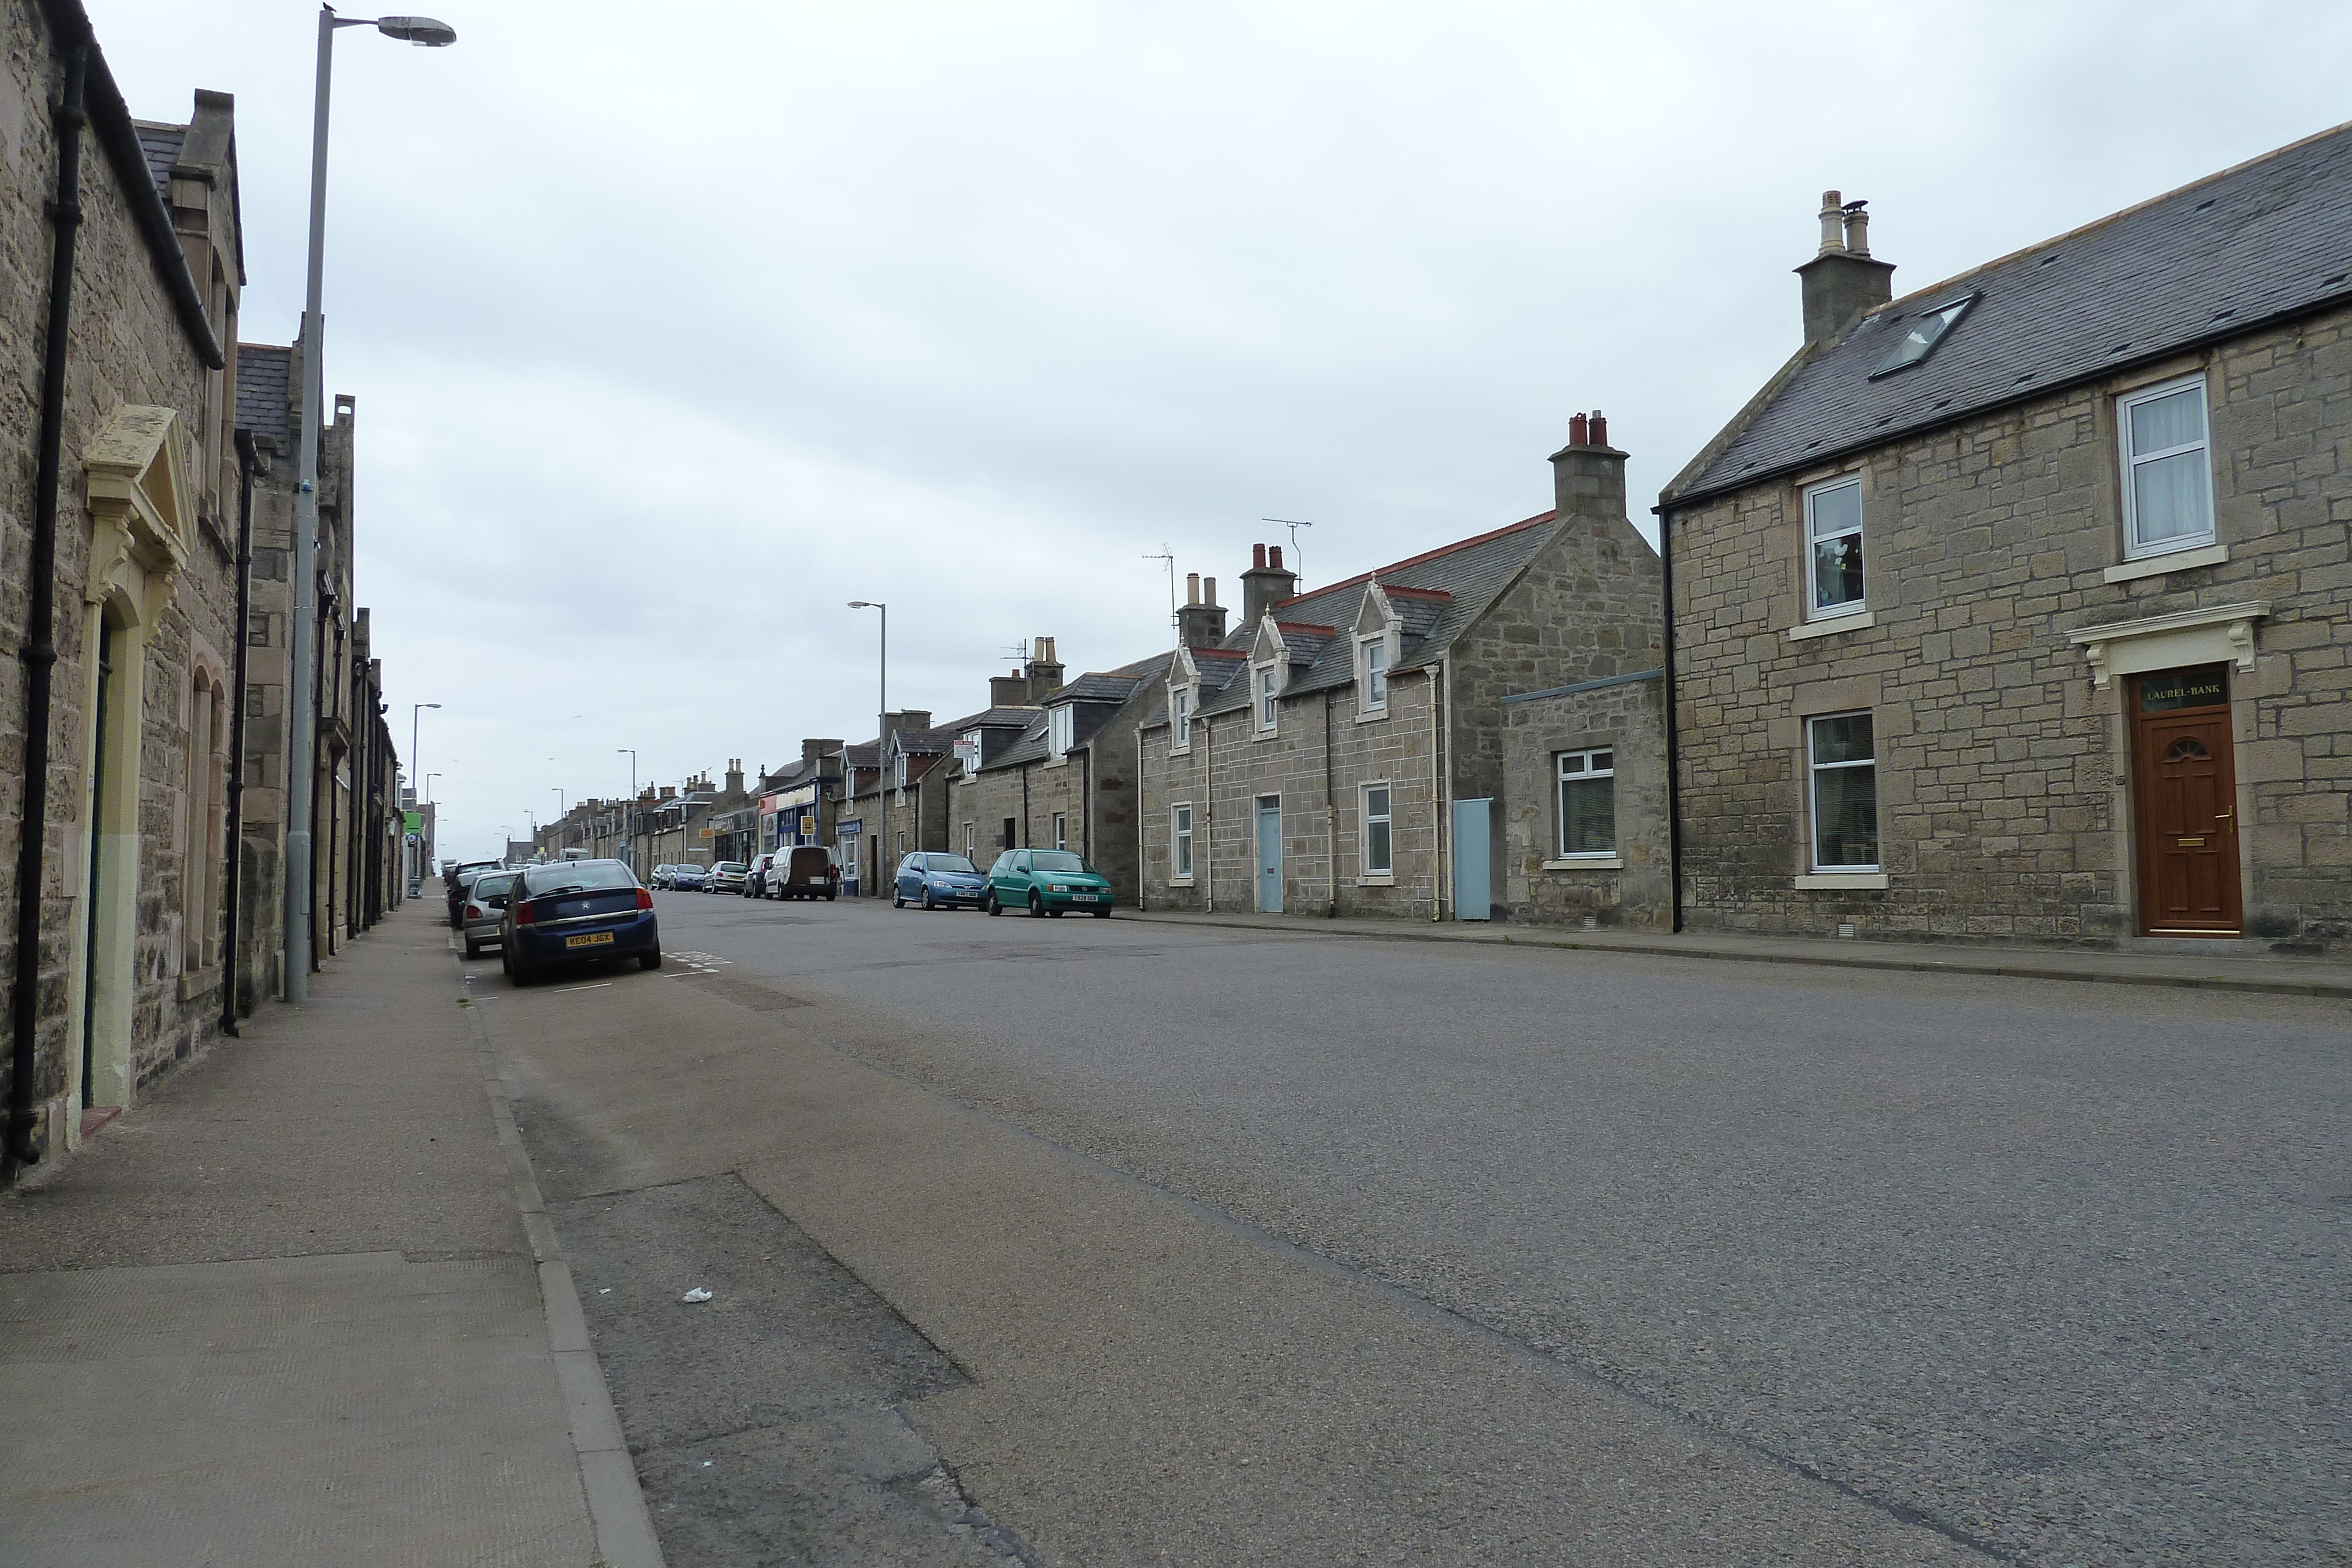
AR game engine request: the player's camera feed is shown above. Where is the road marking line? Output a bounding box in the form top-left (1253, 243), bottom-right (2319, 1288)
top-left (553, 982), bottom-right (614, 994)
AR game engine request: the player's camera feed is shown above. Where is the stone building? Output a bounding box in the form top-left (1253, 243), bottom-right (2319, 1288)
top-left (1135, 431), bottom-right (1663, 922)
top-left (0, 9), bottom-right (259, 1171)
top-left (1658, 133), bottom-right (2352, 952)
top-left (758, 738), bottom-right (842, 855)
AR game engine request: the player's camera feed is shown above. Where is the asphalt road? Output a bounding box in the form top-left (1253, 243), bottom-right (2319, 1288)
top-left (478, 888), bottom-right (2352, 1567)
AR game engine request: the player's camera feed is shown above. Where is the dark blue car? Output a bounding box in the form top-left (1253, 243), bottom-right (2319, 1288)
top-left (500, 859), bottom-right (660, 982)
top-left (892, 852), bottom-right (988, 910)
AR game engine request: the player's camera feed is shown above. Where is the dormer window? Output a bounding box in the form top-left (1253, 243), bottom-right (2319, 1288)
top-left (1048, 703), bottom-right (1075, 758)
top-left (1871, 295), bottom-right (1975, 378)
top-left (1359, 636), bottom-right (1389, 713)
top-left (1168, 682), bottom-right (1192, 753)
top-left (1255, 664), bottom-right (1279, 733)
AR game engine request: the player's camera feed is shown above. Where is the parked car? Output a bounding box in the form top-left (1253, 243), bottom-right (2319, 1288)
top-left (771, 845), bottom-right (840, 900)
top-left (744, 852), bottom-right (780, 897)
top-left (460, 870), bottom-right (520, 958)
top-left (649, 864), bottom-right (679, 890)
top-left (984, 848), bottom-right (1112, 917)
top-left (893, 852), bottom-right (988, 910)
top-left (444, 859), bottom-right (503, 928)
top-left (667, 863), bottom-right (708, 891)
top-left (707, 861), bottom-right (750, 894)
top-left (500, 858), bottom-right (659, 983)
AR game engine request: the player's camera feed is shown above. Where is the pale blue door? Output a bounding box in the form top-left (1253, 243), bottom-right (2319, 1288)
top-left (1452, 797), bottom-right (1492, 920)
top-left (1256, 799), bottom-right (1282, 913)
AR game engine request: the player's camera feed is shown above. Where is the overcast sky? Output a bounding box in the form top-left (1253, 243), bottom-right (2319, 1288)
top-left (101, 1), bottom-right (2352, 860)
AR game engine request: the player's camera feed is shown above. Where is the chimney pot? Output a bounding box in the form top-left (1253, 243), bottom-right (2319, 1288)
top-left (1252, 542), bottom-right (1267, 570)
top-left (1818, 189), bottom-right (1846, 255)
top-left (1590, 410), bottom-right (1608, 447)
top-left (1186, 571), bottom-right (1201, 605)
top-left (1204, 576), bottom-right (1217, 606)
top-left (1842, 202), bottom-right (1871, 258)
top-left (1268, 544), bottom-right (1283, 570)
top-left (1569, 412), bottom-right (1589, 446)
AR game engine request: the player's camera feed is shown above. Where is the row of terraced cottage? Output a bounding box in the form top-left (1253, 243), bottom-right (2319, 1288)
top-left (764, 126), bottom-right (2351, 955)
top-left (0, 7), bottom-right (412, 1178)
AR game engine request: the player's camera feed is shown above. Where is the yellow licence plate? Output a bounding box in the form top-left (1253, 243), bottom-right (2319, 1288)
top-left (564, 931), bottom-right (615, 949)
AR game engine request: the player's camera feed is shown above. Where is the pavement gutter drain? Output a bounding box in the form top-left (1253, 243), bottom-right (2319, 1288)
top-left (459, 964), bottom-right (669, 1568)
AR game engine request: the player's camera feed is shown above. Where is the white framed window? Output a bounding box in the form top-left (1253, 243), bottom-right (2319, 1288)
top-left (1555, 749), bottom-right (1616, 857)
top-left (1804, 474), bottom-right (1865, 620)
top-left (1807, 712), bottom-right (1879, 871)
top-left (1359, 636), bottom-right (1389, 712)
top-left (1170, 801), bottom-right (1194, 881)
top-left (962, 821), bottom-right (975, 862)
top-left (1255, 665), bottom-right (1279, 732)
top-left (1168, 683), bottom-right (1192, 753)
top-left (1048, 703), bottom-right (1075, 758)
top-left (2119, 374), bottom-right (2215, 558)
top-left (1052, 811), bottom-right (1068, 851)
top-left (1361, 783), bottom-right (1392, 877)
top-left (840, 834), bottom-right (858, 882)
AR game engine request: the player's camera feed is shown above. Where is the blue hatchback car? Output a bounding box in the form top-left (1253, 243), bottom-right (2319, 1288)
top-left (500, 859), bottom-right (660, 983)
top-left (892, 852), bottom-right (989, 910)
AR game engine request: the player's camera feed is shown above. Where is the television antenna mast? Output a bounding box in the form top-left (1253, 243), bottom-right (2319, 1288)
top-left (1262, 517), bottom-right (1315, 588)
top-left (1143, 545), bottom-right (1175, 626)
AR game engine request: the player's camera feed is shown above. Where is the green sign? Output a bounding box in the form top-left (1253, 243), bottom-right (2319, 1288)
top-left (404, 810), bottom-right (423, 832)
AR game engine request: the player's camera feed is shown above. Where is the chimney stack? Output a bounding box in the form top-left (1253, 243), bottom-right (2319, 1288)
top-left (1240, 544), bottom-right (1297, 628)
top-left (1549, 408), bottom-right (1629, 532)
top-left (989, 669), bottom-right (1032, 708)
top-left (1796, 189), bottom-right (1895, 343)
top-left (801, 737), bottom-right (842, 770)
top-left (1024, 636), bottom-right (1065, 699)
top-left (725, 759), bottom-right (744, 797)
top-left (1177, 572), bottom-right (1227, 648)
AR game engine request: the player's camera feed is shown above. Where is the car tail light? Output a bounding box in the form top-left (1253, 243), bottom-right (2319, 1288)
top-left (515, 900), bottom-right (537, 926)
top-left (635, 888), bottom-right (653, 911)
top-left (465, 904), bottom-right (482, 920)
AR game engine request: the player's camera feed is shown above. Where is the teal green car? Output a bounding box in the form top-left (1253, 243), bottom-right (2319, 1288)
top-left (985, 848), bottom-right (1114, 918)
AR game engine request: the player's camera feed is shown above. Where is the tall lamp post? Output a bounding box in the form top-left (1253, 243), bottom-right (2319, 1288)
top-left (424, 771), bottom-right (440, 802)
top-left (848, 601), bottom-right (885, 897)
top-left (409, 701), bottom-right (439, 797)
top-left (284, 8), bottom-right (456, 1003)
top-left (617, 749), bottom-right (637, 878)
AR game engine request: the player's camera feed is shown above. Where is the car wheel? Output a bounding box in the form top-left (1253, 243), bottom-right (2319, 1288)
top-left (921, 890), bottom-right (936, 911)
top-left (985, 894), bottom-right (1001, 916)
top-left (1028, 892), bottom-right (1045, 918)
top-left (499, 945), bottom-right (512, 977)
top-left (463, 938), bottom-right (481, 958)
top-left (1049, 907), bottom-right (1064, 918)
top-left (1092, 908), bottom-right (1111, 918)
top-left (826, 891), bottom-right (837, 901)
top-left (641, 950), bottom-right (662, 970)
top-left (892, 891), bottom-right (905, 908)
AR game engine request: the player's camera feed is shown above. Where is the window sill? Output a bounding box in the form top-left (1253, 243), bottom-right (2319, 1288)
top-left (1355, 706), bottom-right (1389, 724)
top-left (1543, 856), bottom-right (1623, 871)
top-left (2104, 542), bottom-right (2227, 583)
top-left (176, 964), bottom-right (222, 1002)
top-left (1357, 874), bottom-right (1395, 887)
top-left (1167, 876), bottom-right (1194, 887)
top-left (1252, 728), bottom-right (1279, 741)
top-left (1795, 871), bottom-right (1887, 890)
top-left (1786, 611), bottom-right (1875, 643)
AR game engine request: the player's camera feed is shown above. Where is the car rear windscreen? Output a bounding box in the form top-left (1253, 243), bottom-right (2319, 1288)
top-left (524, 862), bottom-right (637, 894)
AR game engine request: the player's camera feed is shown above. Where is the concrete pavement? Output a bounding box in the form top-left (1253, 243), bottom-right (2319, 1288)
top-left (0, 904), bottom-right (657, 1568)
top-left (1122, 907), bottom-right (2352, 998)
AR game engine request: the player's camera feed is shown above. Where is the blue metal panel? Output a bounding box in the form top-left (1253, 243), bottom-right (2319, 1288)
top-left (1453, 798), bottom-right (1492, 921)
top-left (1256, 800), bottom-right (1283, 913)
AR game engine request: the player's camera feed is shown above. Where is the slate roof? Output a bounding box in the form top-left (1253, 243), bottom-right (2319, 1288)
top-left (132, 121), bottom-right (184, 197)
top-left (235, 343), bottom-right (292, 445)
top-left (949, 706), bottom-right (1041, 730)
top-left (978, 651), bottom-right (1176, 771)
top-left (1672, 119), bottom-right (2352, 506)
top-left (1188, 512), bottom-right (1558, 719)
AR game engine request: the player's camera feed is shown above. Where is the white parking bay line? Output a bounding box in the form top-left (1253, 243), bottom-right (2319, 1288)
top-left (553, 982), bottom-right (614, 994)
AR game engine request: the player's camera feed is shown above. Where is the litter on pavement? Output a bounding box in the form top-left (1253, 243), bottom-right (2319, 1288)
top-left (680, 1286), bottom-right (713, 1303)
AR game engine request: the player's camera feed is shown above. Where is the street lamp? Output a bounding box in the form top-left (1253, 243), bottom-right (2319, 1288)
top-left (424, 771), bottom-right (440, 802)
top-left (409, 701), bottom-right (439, 798)
top-left (284, 7), bottom-right (456, 1004)
top-left (848, 601), bottom-right (886, 897)
top-left (617, 749), bottom-right (637, 878)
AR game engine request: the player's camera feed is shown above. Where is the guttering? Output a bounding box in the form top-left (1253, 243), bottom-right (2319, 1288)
top-left (1431, 661), bottom-right (1447, 922)
top-left (1202, 713), bottom-right (1214, 914)
top-left (6, 38), bottom-right (88, 1176)
top-left (35, 0), bottom-right (222, 369)
top-left (1661, 517), bottom-right (1685, 934)
top-left (1134, 725), bottom-right (1146, 913)
top-left (220, 430), bottom-right (258, 1035)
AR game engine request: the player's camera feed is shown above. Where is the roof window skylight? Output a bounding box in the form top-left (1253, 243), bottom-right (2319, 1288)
top-left (1871, 295), bottom-right (1975, 377)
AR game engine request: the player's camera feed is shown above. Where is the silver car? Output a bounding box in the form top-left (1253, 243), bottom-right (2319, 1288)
top-left (461, 870), bottom-right (520, 958)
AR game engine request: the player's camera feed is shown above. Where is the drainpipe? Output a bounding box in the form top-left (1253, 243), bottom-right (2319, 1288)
top-left (1432, 661), bottom-right (1448, 922)
top-left (1020, 762), bottom-right (1030, 850)
top-left (1660, 506), bottom-right (1685, 933)
top-left (6, 38), bottom-right (88, 1176)
top-left (1322, 688), bottom-right (1336, 916)
top-left (1134, 724), bottom-right (1147, 914)
top-left (1202, 714), bottom-right (1214, 914)
top-left (220, 430), bottom-right (257, 1037)
top-left (1079, 746), bottom-right (1091, 861)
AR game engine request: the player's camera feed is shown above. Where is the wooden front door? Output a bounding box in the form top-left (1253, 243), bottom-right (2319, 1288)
top-left (2131, 664), bottom-right (2241, 935)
